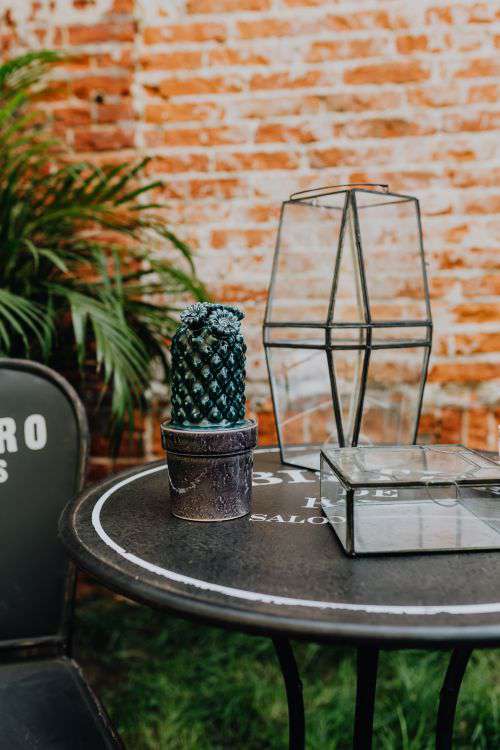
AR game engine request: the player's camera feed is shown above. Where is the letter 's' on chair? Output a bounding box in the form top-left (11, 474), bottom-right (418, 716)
top-left (0, 359), bottom-right (122, 749)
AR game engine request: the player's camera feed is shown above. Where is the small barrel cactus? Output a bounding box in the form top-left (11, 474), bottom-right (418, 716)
top-left (170, 302), bottom-right (247, 426)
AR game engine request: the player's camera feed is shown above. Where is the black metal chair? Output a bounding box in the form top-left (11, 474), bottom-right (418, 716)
top-left (0, 359), bottom-right (122, 749)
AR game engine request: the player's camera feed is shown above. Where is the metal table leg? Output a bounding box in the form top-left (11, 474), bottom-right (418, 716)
top-left (436, 647), bottom-right (473, 750)
top-left (272, 636), bottom-right (305, 750)
top-left (353, 647), bottom-right (379, 750)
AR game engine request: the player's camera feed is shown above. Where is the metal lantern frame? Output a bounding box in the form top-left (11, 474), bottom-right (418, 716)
top-left (263, 183), bottom-right (433, 470)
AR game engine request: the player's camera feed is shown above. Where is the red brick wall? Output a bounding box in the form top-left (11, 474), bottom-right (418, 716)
top-left (3, 0), bottom-right (499, 472)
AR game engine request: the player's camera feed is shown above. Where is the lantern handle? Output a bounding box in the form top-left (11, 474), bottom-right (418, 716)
top-left (289, 183), bottom-right (389, 201)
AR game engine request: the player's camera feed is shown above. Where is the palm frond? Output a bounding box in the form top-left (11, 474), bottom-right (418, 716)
top-left (0, 50), bottom-right (209, 446)
top-left (55, 286), bottom-right (151, 421)
top-left (0, 289), bottom-right (47, 353)
top-left (0, 50), bottom-right (63, 95)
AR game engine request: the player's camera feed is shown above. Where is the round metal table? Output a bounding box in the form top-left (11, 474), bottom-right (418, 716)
top-left (60, 448), bottom-right (500, 750)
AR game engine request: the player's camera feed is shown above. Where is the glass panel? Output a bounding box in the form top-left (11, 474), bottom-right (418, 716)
top-left (331, 348), bottom-right (364, 446)
top-left (370, 324), bottom-right (430, 344)
top-left (267, 346), bottom-right (337, 470)
top-left (267, 197), bottom-right (346, 324)
top-left (353, 194), bottom-right (429, 322)
top-left (320, 454), bottom-right (348, 552)
top-left (330, 200), bottom-right (365, 324)
top-left (353, 484), bottom-right (500, 554)
top-left (329, 327), bottom-right (367, 346)
top-left (358, 346), bottom-right (427, 445)
top-left (323, 445), bottom-right (500, 486)
top-left (265, 326), bottom-right (326, 346)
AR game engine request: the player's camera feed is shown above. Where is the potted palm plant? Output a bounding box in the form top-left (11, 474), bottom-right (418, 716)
top-left (0, 51), bottom-right (207, 446)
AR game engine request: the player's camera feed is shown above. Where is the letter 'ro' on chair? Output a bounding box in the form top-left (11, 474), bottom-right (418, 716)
top-left (0, 359), bottom-right (122, 749)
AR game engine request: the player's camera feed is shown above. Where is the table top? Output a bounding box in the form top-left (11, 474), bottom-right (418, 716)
top-left (60, 448), bottom-right (500, 648)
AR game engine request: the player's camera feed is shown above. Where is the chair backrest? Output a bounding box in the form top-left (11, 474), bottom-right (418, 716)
top-left (0, 359), bottom-right (88, 653)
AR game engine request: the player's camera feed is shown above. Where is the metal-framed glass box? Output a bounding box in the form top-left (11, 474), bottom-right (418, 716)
top-left (263, 183), bottom-right (432, 471)
top-left (320, 445), bottom-right (500, 556)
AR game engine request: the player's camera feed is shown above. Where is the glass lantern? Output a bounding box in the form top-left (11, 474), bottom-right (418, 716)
top-left (263, 183), bottom-right (432, 471)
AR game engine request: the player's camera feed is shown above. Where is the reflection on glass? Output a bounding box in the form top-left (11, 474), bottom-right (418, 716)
top-left (358, 347), bottom-right (428, 445)
top-left (267, 347), bottom-right (337, 470)
top-left (267, 199), bottom-right (345, 324)
top-left (355, 195), bottom-right (428, 322)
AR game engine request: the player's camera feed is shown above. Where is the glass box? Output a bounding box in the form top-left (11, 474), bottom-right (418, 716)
top-left (320, 445), bottom-right (500, 556)
top-left (264, 183), bottom-right (432, 471)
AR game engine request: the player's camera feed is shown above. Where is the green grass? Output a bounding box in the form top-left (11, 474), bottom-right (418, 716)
top-left (75, 591), bottom-right (500, 749)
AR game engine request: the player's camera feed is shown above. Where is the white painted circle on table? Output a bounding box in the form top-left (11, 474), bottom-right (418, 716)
top-left (90, 449), bottom-right (500, 618)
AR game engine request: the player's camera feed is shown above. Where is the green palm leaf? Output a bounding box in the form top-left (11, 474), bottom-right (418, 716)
top-left (0, 50), bottom-right (208, 447)
top-left (0, 289), bottom-right (46, 352)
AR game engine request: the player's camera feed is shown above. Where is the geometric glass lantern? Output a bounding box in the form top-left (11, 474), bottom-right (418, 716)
top-left (263, 183), bottom-right (432, 471)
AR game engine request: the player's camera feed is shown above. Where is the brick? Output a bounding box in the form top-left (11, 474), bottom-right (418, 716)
top-left (282, 0), bottom-right (337, 5)
top-left (453, 58), bottom-right (500, 78)
top-left (87, 458), bottom-right (113, 482)
top-left (454, 333), bottom-right (500, 355)
top-left (325, 10), bottom-right (395, 32)
top-left (74, 128), bottom-right (135, 152)
top-left (257, 411), bottom-right (278, 445)
top-left (140, 51), bottom-right (203, 71)
top-left (443, 111), bottom-right (500, 133)
top-left (307, 37), bottom-right (390, 62)
top-left (208, 48), bottom-right (271, 66)
top-left (446, 166), bottom-right (500, 188)
top-left (68, 22), bottom-right (135, 45)
top-left (97, 102), bottom-right (135, 124)
top-left (72, 76), bottom-right (132, 99)
top-left (468, 83), bottom-right (499, 102)
top-left (325, 90), bottom-right (405, 112)
top-left (426, 3), bottom-right (496, 25)
top-left (250, 70), bottom-right (325, 91)
top-left (466, 408), bottom-right (491, 450)
top-left (211, 228), bottom-right (269, 250)
top-left (53, 106), bottom-right (91, 126)
top-left (396, 34), bottom-right (429, 54)
top-left (189, 178), bottom-right (247, 199)
top-left (439, 408), bottom-right (463, 444)
top-left (453, 303), bottom-right (500, 323)
top-left (143, 22), bottom-right (226, 44)
top-left (429, 363), bottom-right (500, 383)
top-left (144, 102), bottom-right (224, 124)
top-left (187, 0), bottom-right (269, 11)
top-left (147, 154), bottom-right (210, 174)
top-left (309, 147), bottom-right (359, 168)
top-left (340, 117), bottom-right (433, 139)
top-left (216, 284), bottom-right (268, 303)
top-left (418, 412), bottom-right (439, 441)
top-left (462, 273), bottom-right (500, 295)
top-left (215, 151), bottom-right (300, 171)
top-left (145, 125), bottom-right (249, 148)
top-left (231, 95), bottom-right (323, 119)
top-left (255, 123), bottom-right (318, 144)
top-left (236, 18), bottom-right (294, 39)
top-left (36, 81), bottom-right (70, 102)
top-left (150, 75), bottom-right (245, 98)
top-left (345, 61), bottom-right (430, 85)
top-left (425, 5), bottom-right (453, 24)
top-left (111, 0), bottom-right (134, 11)
top-left (407, 83), bottom-right (463, 108)
top-left (150, 181), bottom-right (187, 201)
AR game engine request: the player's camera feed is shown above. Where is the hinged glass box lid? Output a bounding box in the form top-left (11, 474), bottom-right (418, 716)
top-left (320, 445), bottom-right (500, 556)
